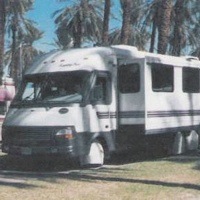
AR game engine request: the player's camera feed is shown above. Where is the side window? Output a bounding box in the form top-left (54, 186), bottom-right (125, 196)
top-left (118, 64), bottom-right (140, 93)
top-left (151, 63), bottom-right (174, 92)
top-left (90, 72), bottom-right (111, 105)
top-left (22, 82), bottom-right (35, 100)
top-left (182, 67), bottom-right (200, 93)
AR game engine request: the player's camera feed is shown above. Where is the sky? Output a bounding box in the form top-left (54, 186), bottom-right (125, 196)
top-left (27, 0), bottom-right (121, 53)
top-left (26, 0), bottom-right (66, 52)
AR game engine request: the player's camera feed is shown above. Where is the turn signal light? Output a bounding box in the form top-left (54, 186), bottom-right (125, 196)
top-left (55, 128), bottom-right (73, 139)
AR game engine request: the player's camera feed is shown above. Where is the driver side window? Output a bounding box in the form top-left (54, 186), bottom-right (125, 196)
top-left (90, 72), bottom-right (111, 105)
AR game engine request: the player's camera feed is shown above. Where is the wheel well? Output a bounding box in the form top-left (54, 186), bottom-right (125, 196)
top-left (95, 136), bottom-right (110, 160)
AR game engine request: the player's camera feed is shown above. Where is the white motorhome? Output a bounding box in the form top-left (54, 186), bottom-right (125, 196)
top-left (2, 45), bottom-right (199, 166)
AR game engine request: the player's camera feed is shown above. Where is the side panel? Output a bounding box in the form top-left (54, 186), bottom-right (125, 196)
top-left (145, 63), bottom-right (200, 135)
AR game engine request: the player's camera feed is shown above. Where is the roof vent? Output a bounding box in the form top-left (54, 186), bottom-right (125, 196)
top-left (184, 56), bottom-right (199, 61)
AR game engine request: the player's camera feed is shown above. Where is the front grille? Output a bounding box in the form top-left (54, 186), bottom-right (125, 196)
top-left (3, 126), bottom-right (65, 147)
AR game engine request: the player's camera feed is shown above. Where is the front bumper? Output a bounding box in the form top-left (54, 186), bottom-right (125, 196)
top-left (2, 125), bottom-right (78, 157)
top-left (2, 144), bottom-right (75, 157)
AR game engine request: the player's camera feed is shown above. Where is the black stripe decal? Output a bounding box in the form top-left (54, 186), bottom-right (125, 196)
top-left (96, 111), bottom-right (144, 119)
top-left (97, 110), bottom-right (200, 119)
top-left (119, 111), bottom-right (145, 118)
top-left (147, 110), bottom-right (200, 118)
top-left (96, 112), bottom-right (116, 119)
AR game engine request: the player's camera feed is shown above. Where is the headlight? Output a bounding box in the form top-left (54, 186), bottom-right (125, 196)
top-left (55, 127), bottom-right (74, 139)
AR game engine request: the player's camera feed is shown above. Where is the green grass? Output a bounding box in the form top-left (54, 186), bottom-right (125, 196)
top-left (0, 152), bottom-right (200, 200)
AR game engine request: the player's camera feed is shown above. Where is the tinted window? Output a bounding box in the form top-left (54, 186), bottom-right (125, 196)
top-left (90, 72), bottom-right (111, 105)
top-left (151, 63), bottom-right (174, 92)
top-left (182, 67), bottom-right (200, 93)
top-left (119, 64), bottom-right (140, 93)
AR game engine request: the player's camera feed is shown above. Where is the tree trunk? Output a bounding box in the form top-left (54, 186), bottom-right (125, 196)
top-left (157, 0), bottom-right (173, 54)
top-left (102, 0), bottom-right (111, 46)
top-left (10, 15), bottom-right (20, 88)
top-left (74, 0), bottom-right (88, 48)
top-left (120, 0), bottom-right (133, 45)
top-left (149, 2), bottom-right (159, 53)
top-left (149, 19), bottom-right (157, 53)
top-left (73, 12), bottom-right (83, 48)
top-left (171, 0), bottom-right (185, 56)
top-left (0, 0), bottom-right (6, 85)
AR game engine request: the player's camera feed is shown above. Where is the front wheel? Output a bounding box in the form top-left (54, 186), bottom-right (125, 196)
top-left (80, 140), bottom-right (104, 167)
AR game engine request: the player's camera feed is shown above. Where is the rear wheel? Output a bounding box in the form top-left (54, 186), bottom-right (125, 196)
top-left (170, 130), bottom-right (199, 155)
top-left (172, 132), bottom-right (186, 155)
top-left (80, 140), bottom-right (104, 167)
top-left (185, 130), bottom-right (199, 151)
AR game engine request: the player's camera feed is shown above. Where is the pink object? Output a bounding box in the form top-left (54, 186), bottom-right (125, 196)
top-left (0, 87), bottom-right (13, 101)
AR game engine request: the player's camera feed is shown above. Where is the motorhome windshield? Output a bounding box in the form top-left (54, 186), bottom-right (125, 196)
top-left (15, 71), bottom-right (91, 104)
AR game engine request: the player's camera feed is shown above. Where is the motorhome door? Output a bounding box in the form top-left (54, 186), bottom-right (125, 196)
top-left (117, 58), bottom-right (145, 149)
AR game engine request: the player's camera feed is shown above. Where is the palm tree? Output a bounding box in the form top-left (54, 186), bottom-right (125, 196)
top-left (120, 0), bottom-right (133, 44)
top-left (109, 0), bottom-right (149, 49)
top-left (157, 0), bottom-right (173, 54)
top-left (18, 22), bottom-right (43, 74)
top-left (170, 0), bottom-right (185, 56)
top-left (7, 19), bottom-right (43, 81)
top-left (143, 0), bottom-right (200, 55)
top-left (191, 24), bottom-right (200, 59)
top-left (54, 0), bottom-right (103, 49)
top-left (143, 0), bottom-right (173, 54)
top-left (190, 0), bottom-right (200, 57)
top-left (109, 27), bottom-right (149, 50)
top-left (142, 0), bottom-right (160, 53)
top-left (169, 0), bottom-right (200, 56)
top-left (6, 0), bottom-right (37, 87)
top-left (102, 0), bottom-right (111, 46)
top-left (0, 0), bottom-right (44, 89)
top-left (0, 0), bottom-right (6, 84)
